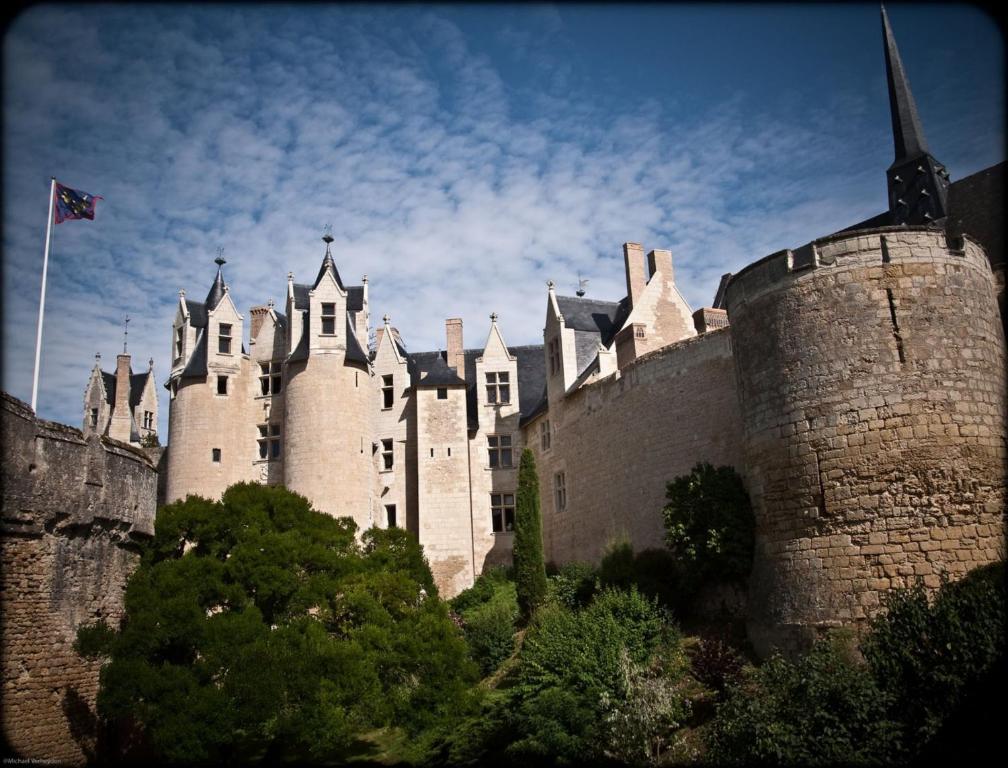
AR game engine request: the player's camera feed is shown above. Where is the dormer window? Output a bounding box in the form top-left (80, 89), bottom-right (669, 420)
top-left (174, 326), bottom-right (184, 362)
top-left (321, 303), bottom-right (336, 335)
top-left (143, 411), bottom-right (154, 430)
top-left (218, 324), bottom-right (232, 354)
top-left (486, 371), bottom-right (510, 404)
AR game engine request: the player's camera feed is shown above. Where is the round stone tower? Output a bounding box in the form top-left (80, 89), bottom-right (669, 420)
top-left (724, 227), bottom-right (1007, 656)
top-left (282, 241), bottom-right (374, 531)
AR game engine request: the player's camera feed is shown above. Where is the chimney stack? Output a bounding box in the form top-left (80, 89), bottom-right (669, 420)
top-left (623, 243), bottom-right (647, 308)
top-left (107, 353), bottom-right (133, 442)
top-left (647, 249), bottom-right (674, 281)
top-left (446, 318), bottom-right (464, 376)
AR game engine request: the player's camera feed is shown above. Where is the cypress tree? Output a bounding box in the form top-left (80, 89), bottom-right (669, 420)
top-left (514, 448), bottom-right (548, 619)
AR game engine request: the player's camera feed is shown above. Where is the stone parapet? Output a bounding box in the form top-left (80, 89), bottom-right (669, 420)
top-left (1, 392), bottom-right (157, 763)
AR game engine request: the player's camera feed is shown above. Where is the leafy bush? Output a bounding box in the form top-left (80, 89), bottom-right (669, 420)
top-left (690, 637), bottom-right (743, 696)
top-left (599, 543), bottom-right (686, 611)
top-left (547, 561), bottom-right (597, 609)
top-left (707, 639), bottom-right (902, 765)
top-left (508, 587), bottom-right (675, 764)
top-left (450, 567), bottom-right (519, 676)
top-left (862, 562), bottom-right (1005, 750)
top-left (662, 463), bottom-right (754, 587)
top-left (599, 649), bottom-right (692, 767)
top-left (76, 484), bottom-right (477, 763)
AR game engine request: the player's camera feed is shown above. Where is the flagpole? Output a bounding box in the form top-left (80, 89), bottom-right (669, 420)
top-left (31, 177), bottom-right (56, 413)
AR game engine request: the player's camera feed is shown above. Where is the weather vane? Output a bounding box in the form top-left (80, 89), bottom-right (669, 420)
top-left (215, 247), bottom-right (226, 267)
top-left (576, 274), bottom-right (589, 297)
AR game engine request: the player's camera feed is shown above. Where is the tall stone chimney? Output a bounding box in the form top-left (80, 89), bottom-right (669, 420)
top-left (647, 249), bottom-right (674, 281)
top-left (107, 353), bottom-right (133, 442)
top-left (446, 318), bottom-right (464, 376)
top-left (624, 243), bottom-right (647, 308)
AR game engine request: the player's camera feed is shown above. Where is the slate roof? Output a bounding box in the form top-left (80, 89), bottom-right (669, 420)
top-left (185, 299), bottom-right (208, 328)
top-left (205, 267), bottom-right (227, 311)
top-left (291, 282), bottom-right (365, 311)
top-left (181, 331), bottom-right (208, 379)
top-left (555, 295), bottom-right (629, 343)
top-left (413, 352), bottom-right (467, 388)
top-left (313, 253), bottom-right (346, 291)
top-left (287, 313), bottom-right (368, 367)
top-left (129, 371), bottom-right (150, 408)
top-left (100, 371), bottom-right (116, 405)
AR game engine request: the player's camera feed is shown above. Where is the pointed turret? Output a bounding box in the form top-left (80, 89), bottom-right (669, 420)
top-left (205, 254), bottom-right (227, 310)
top-left (313, 233), bottom-right (346, 290)
top-left (881, 5), bottom-right (949, 224)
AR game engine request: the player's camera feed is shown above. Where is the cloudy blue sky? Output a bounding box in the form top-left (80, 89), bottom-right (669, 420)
top-left (3, 3), bottom-right (1004, 437)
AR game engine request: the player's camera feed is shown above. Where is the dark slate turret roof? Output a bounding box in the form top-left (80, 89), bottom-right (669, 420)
top-left (205, 265), bottom-right (227, 310)
top-left (287, 314), bottom-right (368, 367)
top-left (181, 331), bottom-right (208, 379)
top-left (313, 251), bottom-right (346, 291)
top-left (882, 4), bottom-right (929, 165)
top-left (411, 351), bottom-right (467, 388)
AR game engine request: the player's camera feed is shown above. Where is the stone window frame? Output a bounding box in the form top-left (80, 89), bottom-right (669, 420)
top-left (320, 302), bottom-right (337, 335)
top-left (634, 324), bottom-right (646, 339)
top-left (485, 371), bottom-right (510, 405)
top-left (386, 504), bottom-right (397, 528)
top-left (174, 326), bottom-right (184, 363)
top-left (488, 434), bottom-right (513, 468)
top-left (540, 419), bottom-right (551, 451)
top-left (143, 410), bottom-right (154, 430)
top-left (257, 423), bottom-right (281, 460)
top-left (381, 438), bottom-right (394, 471)
top-left (381, 374), bottom-right (394, 409)
top-left (437, 387), bottom-right (448, 400)
top-left (259, 361), bottom-right (282, 396)
top-left (491, 492), bottom-right (515, 533)
top-left (218, 323), bottom-right (232, 355)
top-left (212, 447), bottom-right (222, 463)
top-left (216, 375), bottom-right (229, 396)
top-left (554, 471), bottom-right (567, 513)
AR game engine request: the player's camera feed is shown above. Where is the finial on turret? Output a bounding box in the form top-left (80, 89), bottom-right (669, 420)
top-left (123, 315), bottom-right (130, 354)
top-left (179, 288), bottom-right (185, 299)
top-left (547, 280), bottom-right (555, 290)
top-left (490, 312), bottom-right (498, 323)
top-left (95, 352), bottom-right (101, 365)
top-left (576, 274), bottom-right (589, 297)
top-left (322, 224), bottom-right (334, 256)
top-left (215, 247), bottom-right (226, 268)
top-left (267, 298), bottom-right (275, 309)
top-left (362, 274), bottom-right (368, 284)
top-left (383, 313), bottom-right (390, 326)
top-left (148, 357), bottom-right (154, 371)
top-left (287, 271), bottom-right (294, 282)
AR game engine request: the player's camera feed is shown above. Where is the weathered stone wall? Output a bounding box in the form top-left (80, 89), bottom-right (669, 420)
top-left (527, 327), bottom-right (745, 565)
top-left (1, 392), bottom-right (156, 764)
top-left (725, 227), bottom-right (1007, 656)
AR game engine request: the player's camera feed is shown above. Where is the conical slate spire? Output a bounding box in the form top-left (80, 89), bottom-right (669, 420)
top-left (313, 232), bottom-right (346, 290)
top-left (882, 4), bottom-right (930, 164)
top-left (205, 254), bottom-right (227, 310)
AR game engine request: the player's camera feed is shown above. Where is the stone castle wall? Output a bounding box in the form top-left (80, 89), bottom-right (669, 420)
top-left (529, 327), bottom-right (745, 565)
top-left (1, 392), bottom-right (157, 764)
top-left (725, 227), bottom-right (1007, 656)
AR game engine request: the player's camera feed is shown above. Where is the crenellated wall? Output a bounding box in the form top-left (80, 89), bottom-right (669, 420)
top-left (1, 392), bottom-right (157, 764)
top-left (725, 227), bottom-right (1007, 656)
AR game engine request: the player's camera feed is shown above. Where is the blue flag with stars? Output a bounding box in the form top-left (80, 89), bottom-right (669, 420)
top-left (54, 182), bottom-right (101, 223)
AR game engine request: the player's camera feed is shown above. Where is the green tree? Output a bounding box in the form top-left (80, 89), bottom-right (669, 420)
top-left (76, 483), bottom-right (476, 763)
top-left (513, 448), bottom-right (548, 620)
top-left (662, 463), bottom-right (754, 588)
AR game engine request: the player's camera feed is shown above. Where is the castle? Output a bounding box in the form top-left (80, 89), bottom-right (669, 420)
top-left (117, 8), bottom-right (1006, 653)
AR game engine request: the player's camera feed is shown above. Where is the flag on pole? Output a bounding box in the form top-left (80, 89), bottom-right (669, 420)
top-left (54, 182), bottom-right (102, 223)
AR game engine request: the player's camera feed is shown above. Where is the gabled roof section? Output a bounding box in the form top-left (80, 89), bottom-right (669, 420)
top-left (129, 371), bottom-right (150, 408)
top-left (347, 286), bottom-right (364, 312)
top-left (185, 299), bottom-right (208, 328)
top-left (312, 241), bottom-right (346, 291)
top-left (292, 283), bottom-right (311, 310)
top-left (413, 351), bottom-right (467, 388)
top-left (555, 295), bottom-right (629, 346)
top-left (345, 316), bottom-right (369, 366)
top-left (100, 371), bottom-right (116, 405)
